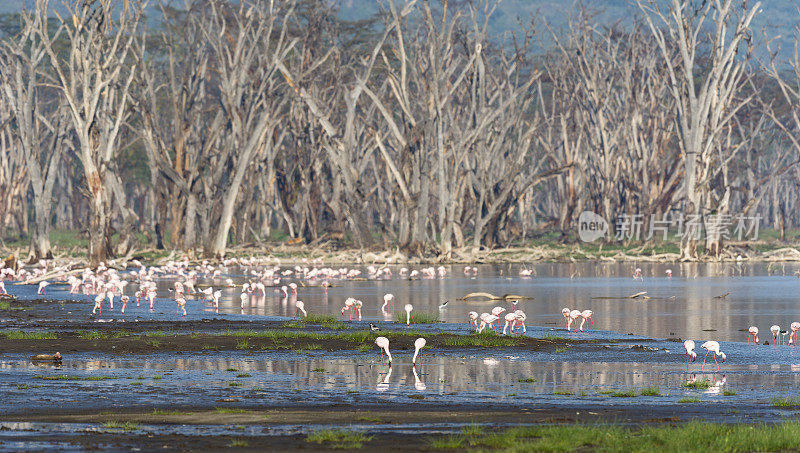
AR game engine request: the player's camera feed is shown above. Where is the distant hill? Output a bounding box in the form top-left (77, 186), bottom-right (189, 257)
top-left (2, 1), bottom-right (797, 55)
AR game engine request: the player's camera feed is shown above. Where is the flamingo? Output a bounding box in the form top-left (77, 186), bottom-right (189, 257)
top-left (176, 297), bottom-right (187, 316)
top-left (92, 294), bottom-right (103, 314)
top-left (120, 295), bottom-right (129, 314)
top-left (514, 310), bottom-right (527, 334)
top-left (747, 326), bottom-right (759, 344)
top-left (0, 280), bottom-right (6, 295)
top-left (382, 294), bottom-right (394, 312)
top-left (502, 312), bottom-right (516, 335)
top-left (295, 300), bottom-right (307, 318)
top-left (37, 281), bottom-right (49, 295)
top-left (790, 322), bottom-right (800, 346)
top-left (375, 336), bottom-right (392, 364)
top-left (561, 307), bottom-right (571, 328)
top-left (468, 311), bottom-right (479, 328)
top-left (567, 310), bottom-right (581, 332)
top-left (683, 340), bottom-right (697, 370)
top-left (579, 310), bottom-right (593, 332)
top-left (478, 313), bottom-right (499, 333)
top-left (404, 304), bottom-right (413, 325)
top-left (490, 306), bottom-right (506, 330)
top-left (633, 268), bottom-right (643, 280)
top-left (412, 337), bottom-right (426, 364)
top-left (666, 269), bottom-right (672, 278)
top-left (341, 298), bottom-right (355, 320)
top-left (701, 341), bottom-right (726, 371)
top-left (771, 325), bottom-right (781, 345)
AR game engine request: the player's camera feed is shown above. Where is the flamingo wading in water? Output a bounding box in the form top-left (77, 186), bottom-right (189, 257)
top-left (412, 337), bottom-right (426, 365)
top-left (375, 336), bottom-right (392, 364)
top-left (683, 340), bottom-right (697, 370)
top-left (748, 326), bottom-right (759, 345)
top-left (701, 341), bottom-right (726, 371)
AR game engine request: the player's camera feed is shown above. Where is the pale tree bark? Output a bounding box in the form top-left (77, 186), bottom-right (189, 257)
top-left (0, 10), bottom-right (69, 262)
top-left (35, 0), bottom-right (143, 267)
top-left (637, 0), bottom-right (760, 260)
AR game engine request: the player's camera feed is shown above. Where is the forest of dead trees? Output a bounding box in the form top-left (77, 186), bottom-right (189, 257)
top-left (2, 0), bottom-right (800, 266)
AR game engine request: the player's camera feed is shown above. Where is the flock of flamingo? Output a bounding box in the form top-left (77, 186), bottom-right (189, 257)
top-left (2, 258), bottom-right (794, 376)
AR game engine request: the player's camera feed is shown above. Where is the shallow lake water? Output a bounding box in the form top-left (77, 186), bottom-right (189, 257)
top-left (11, 262), bottom-right (800, 343)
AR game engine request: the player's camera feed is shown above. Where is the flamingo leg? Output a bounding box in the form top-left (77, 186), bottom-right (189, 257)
top-left (686, 355), bottom-right (689, 371)
top-left (701, 351), bottom-right (710, 371)
top-left (714, 354), bottom-right (719, 371)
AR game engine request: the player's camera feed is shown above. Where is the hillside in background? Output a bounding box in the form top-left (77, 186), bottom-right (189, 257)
top-left (2, 1), bottom-right (797, 54)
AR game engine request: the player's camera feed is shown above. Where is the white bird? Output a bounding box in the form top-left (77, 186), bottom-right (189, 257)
top-left (295, 300), bottom-right (307, 318)
top-left (412, 337), bottom-right (426, 364)
top-left (375, 336), bottom-right (392, 364)
top-left (382, 293), bottom-right (394, 311)
top-left (37, 281), bottom-right (49, 295)
top-left (404, 304), bottom-right (413, 325)
top-left (438, 300), bottom-right (449, 310)
top-left (683, 340), bottom-right (697, 369)
top-left (748, 326), bottom-right (759, 344)
top-left (468, 311), bottom-right (479, 328)
top-left (579, 310), bottom-right (593, 332)
top-left (514, 310), bottom-right (527, 334)
top-left (771, 325), bottom-right (781, 345)
top-left (701, 341), bottom-right (726, 371)
top-left (369, 323), bottom-right (381, 331)
top-left (567, 310), bottom-right (581, 332)
top-left (502, 312), bottom-right (516, 335)
top-left (561, 307), bottom-right (571, 328)
top-left (791, 322), bottom-right (800, 345)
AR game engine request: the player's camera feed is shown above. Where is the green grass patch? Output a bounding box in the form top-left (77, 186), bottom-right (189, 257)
top-left (235, 340), bottom-right (249, 349)
top-left (307, 429), bottom-right (374, 449)
top-left (639, 386), bottom-right (662, 396)
top-left (683, 379), bottom-right (711, 389)
top-left (236, 373), bottom-right (251, 378)
top-left (0, 301), bottom-right (24, 311)
top-left (152, 375), bottom-right (162, 380)
top-left (394, 311), bottom-right (438, 324)
top-left (773, 396), bottom-right (800, 407)
top-left (101, 421), bottom-right (139, 431)
top-left (76, 330), bottom-right (127, 340)
top-left (229, 382), bottom-right (242, 387)
top-left (215, 407), bottom-right (252, 414)
top-left (554, 390), bottom-right (574, 395)
top-left (312, 368), bottom-right (325, 372)
top-left (679, 397), bottom-right (701, 403)
top-left (611, 388), bottom-right (639, 397)
top-left (3, 331), bottom-right (57, 340)
top-left (723, 389), bottom-right (737, 396)
top-left (517, 378), bottom-right (537, 383)
top-left (228, 438), bottom-right (249, 447)
top-left (35, 374), bottom-right (115, 381)
top-left (426, 420), bottom-right (800, 451)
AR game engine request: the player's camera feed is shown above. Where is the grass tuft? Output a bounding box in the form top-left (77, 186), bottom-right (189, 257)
top-left (679, 397), bottom-right (700, 403)
top-left (215, 407), bottom-right (251, 414)
top-left (683, 379), bottom-right (711, 389)
top-left (307, 429), bottom-right (374, 449)
top-left (394, 311), bottom-right (438, 324)
top-left (611, 388), bottom-right (639, 397)
top-left (639, 386), bottom-right (662, 396)
top-left (102, 421), bottom-right (139, 431)
top-left (4, 331), bottom-right (57, 340)
top-left (773, 396), bottom-right (800, 407)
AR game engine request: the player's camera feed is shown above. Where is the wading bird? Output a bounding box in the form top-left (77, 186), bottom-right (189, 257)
top-left (561, 307), bottom-right (571, 328)
top-left (771, 325), bottom-right (781, 345)
top-left (701, 341), bottom-right (726, 371)
top-left (748, 326), bottom-right (759, 344)
top-left (567, 309), bottom-right (582, 332)
top-left (412, 337), bottom-right (426, 365)
top-left (38, 281), bottom-right (49, 295)
top-left (295, 300), bottom-right (307, 318)
top-left (404, 304), bottom-right (413, 325)
top-left (381, 294), bottom-right (394, 312)
top-left (375, 336), bottom-right (392, 364)
top-left (683, 340), bottom-right (697, 370)
top-left (580, 310), bottom-right (593, 332)
top-left (791, 322), bottom-right (800, 346)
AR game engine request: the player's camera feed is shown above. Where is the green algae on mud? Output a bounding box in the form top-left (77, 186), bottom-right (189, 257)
top-left (426, 421), bottom-right (800, 452)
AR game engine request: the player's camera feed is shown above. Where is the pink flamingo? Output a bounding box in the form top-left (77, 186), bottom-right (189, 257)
top-left (514, 310), bottom-right (527, 334)
top-left (747, 326), bottom-right (759, 344)
top-left (579, 310), bottom-right (594, 332)
top-left (567, 310), bottom-right (581, 332)
top-left (92, 294), bottom-right (103, 314)
top-left (771, 325), bottom-right (781, 345)
top-left (295, 300), bottom-right (307, 318)
top-left (176, 297), bottom-right (187, 316)
top-left (120, 295), bottom-right (129, 314)
top-left (665, 269), bottom-right (672, 278)
top-left (341, 298), bottom-right (355, 320)
top-left (381, 294), bottom-right (395, 312)
top-left (412, 337), bottom-right (426, 365)
top-left (37, 281), bottom-right (49, 295)
top-left (790, 323), bottom-right (800, 346)
top-left (502, 312), bottom-right (516, 335)
top-left (561, 307), bottom-right (570, 328)
top-left (683, 340), bottom-right (696, 370)
top-left (404, 304), bottom-right (413, 325)
top-left (701, 341), bottom-right (726, 371)
top-left (468, 311), bottom-right (479, 328)
top-left (375, 336), bottom-right (392, 364)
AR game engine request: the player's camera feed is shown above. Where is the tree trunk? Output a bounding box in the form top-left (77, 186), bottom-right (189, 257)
top-left (28, 196), bottom-right (52, 262)
top-left (87, 185), bottom-right (111, 267)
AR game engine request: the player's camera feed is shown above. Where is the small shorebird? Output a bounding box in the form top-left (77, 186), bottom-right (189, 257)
top-left (369, 323), bottom-right (380, 331)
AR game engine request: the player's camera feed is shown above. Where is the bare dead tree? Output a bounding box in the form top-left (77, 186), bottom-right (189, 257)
top-left (34, 0), bottom-right (143, 266)
top-left (637, 0), bottom-right (761, 260)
